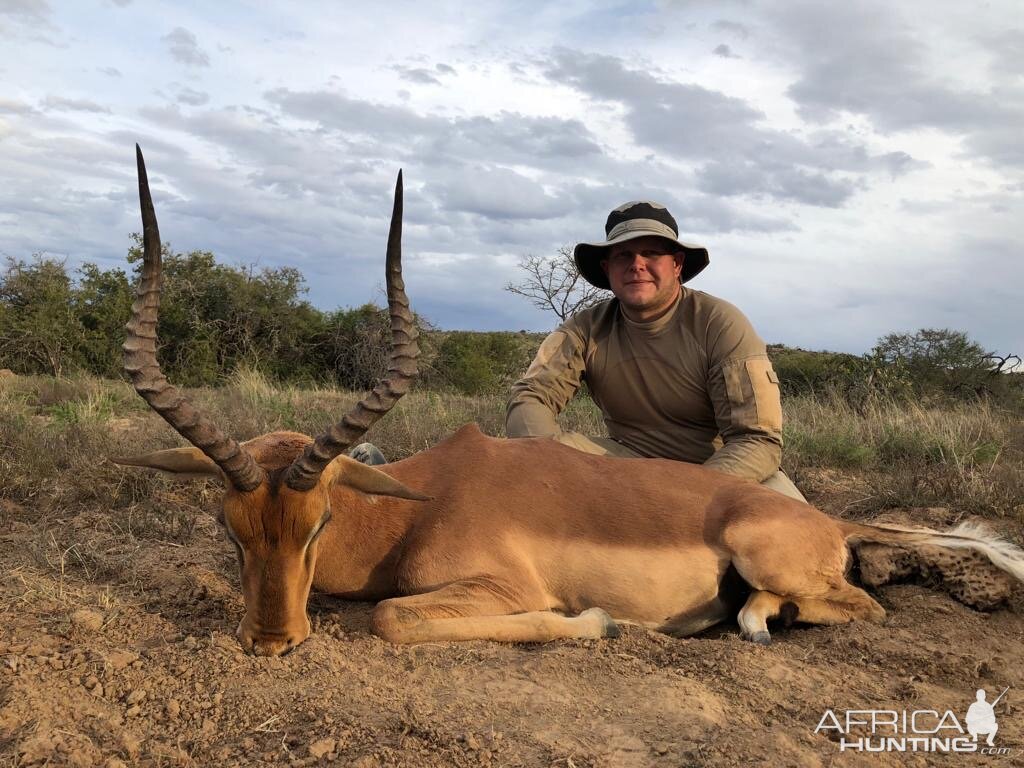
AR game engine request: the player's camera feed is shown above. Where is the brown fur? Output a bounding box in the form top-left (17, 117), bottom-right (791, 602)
top-left (119, 423), bottom-right (1024, 655)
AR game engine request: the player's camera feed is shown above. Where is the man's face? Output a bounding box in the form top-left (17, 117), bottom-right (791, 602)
top-left (600, 236), bottom-right (683, 316)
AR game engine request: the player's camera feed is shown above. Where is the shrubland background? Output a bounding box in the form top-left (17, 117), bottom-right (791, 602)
top-left (1, 246), bottom-right (1021, 525)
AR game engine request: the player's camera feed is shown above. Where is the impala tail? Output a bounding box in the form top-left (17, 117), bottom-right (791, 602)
top-left (841, 519), bottom-right (1024, 583)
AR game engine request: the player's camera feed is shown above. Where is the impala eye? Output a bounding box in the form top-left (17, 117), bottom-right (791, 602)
top-left (311, 516), bottom-right (330, 541)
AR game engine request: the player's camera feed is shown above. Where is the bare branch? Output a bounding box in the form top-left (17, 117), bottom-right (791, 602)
top-left (985, 354), bottom-right (1022, 375)
top-left (505, 246), bottom-right (609, 322)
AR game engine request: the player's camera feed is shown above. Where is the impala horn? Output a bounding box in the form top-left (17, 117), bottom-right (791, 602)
top-left (285, 171), bottom-right (419, 491)
top-left (123, 144), bottom-right (265, 492)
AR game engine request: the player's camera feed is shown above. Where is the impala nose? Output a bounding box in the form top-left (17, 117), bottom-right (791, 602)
top-left (237, 621), bottom-right (307, 657)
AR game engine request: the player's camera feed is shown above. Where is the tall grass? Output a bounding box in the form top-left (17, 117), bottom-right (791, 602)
top-left (2, 374), bottom-right (1020, 529)
top-left (783, 392), bottom-right (1022, 517)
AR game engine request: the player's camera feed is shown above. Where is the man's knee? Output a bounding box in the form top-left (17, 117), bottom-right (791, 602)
top-left (761, 469), bottom-right (807, 503)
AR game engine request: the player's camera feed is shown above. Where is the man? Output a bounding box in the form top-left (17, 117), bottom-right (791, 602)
top-left (506, 200), bottom-right (805, 501)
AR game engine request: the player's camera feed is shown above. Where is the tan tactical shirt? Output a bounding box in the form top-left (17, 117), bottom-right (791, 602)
top-left (506, 288), bottom-right (783, 482)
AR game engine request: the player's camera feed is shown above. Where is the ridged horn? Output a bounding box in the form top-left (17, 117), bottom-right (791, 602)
top-left (285, 171), bottom-right (418, 491)
top-left (123, 144), bottom-right (265, 492)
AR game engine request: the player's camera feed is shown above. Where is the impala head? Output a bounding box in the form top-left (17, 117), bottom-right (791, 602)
top-left (114, 145), bottom-right (424, 656)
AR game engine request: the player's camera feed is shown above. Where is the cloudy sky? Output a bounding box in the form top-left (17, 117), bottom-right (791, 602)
top-left (1, 0), bottom-right (1021, 354)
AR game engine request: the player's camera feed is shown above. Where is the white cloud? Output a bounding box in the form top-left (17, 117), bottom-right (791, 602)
top-left (162, 26), bottom-right (210, 67)
top-left (0, 0), bottom-right (52, 25)
top-left (0, 0), bottom-right (1018, 354)
top-left (41, 95), bottom-right (111, 113)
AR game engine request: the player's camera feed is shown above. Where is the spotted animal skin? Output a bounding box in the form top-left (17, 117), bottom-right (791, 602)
top-left (858, 519), bottom-right (1016, 611)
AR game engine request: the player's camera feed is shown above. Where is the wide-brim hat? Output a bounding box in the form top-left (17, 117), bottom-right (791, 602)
top-left (573, 201), bottom-right (709, 290)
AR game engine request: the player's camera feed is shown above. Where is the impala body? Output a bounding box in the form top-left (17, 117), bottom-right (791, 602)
top-left (116, 147), bottom-right (1024, 656)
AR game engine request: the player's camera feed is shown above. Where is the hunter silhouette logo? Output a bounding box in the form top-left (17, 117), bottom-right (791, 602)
top-left (814, 687), bottom-right (1011, 755)
top-left (966, 688), bottom-right (1007, 747)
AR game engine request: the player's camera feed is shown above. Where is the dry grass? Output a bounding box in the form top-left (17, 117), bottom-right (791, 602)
top-left (2, 373), bottom-right (1021, 549)
top-left (782, 392), bottom-right (1023, 518)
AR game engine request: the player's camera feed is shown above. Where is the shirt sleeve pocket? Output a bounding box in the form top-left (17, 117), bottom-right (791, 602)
top-left (744, 357), bottom-right (782, 433)
top-left (721, 356), bottom-right (782, 434)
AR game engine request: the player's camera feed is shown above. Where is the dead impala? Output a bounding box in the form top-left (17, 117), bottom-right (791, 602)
top-left (115, 146), bottom-right (1024, 656)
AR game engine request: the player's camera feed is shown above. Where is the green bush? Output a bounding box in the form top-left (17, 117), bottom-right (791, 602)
top-left (431, 332), bottom-right (529, 395)
top-left (870, 328), bottom-right (1019, 403)
top-left (769, 346), bottom-right (863, 396)
top-left (0, 256), bottom-right (86, 377)
top-left (3, 243), bottom-right (1019, 410)
top-left (784, 424), bottom-right (877, 469)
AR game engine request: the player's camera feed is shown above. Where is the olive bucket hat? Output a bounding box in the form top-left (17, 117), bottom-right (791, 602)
top-left (573, 201), bottom-right (709, 290)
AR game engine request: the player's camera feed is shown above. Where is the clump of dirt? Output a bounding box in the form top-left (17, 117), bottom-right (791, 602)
top-left (1, 500), bottom-right (1021, 766)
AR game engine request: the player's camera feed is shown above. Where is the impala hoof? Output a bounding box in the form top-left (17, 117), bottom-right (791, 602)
top-left (580, 607), bottom-right (620, 639)
top-left (748, 630), bottom-right (772, 645)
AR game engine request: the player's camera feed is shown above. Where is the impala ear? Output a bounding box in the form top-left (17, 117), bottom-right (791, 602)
top-left (324, 455), bottom-right (432, 501)
top-left (111, 447), bottom-right (225, 482)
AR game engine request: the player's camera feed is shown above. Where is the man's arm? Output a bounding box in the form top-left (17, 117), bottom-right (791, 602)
top-left (703, 303), bottom-right (783, 482)
top-left (506, 325), bottom-right (587, 438)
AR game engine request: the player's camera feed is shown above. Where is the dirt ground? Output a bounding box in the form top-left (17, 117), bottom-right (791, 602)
top-left (1, 483), bottom-right (1022, 767)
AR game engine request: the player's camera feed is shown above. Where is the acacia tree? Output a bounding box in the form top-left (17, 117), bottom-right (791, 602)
top-left (870, 328), bottom-right (1012, 397)
top-left (505, 246), bottom-right (609, 322)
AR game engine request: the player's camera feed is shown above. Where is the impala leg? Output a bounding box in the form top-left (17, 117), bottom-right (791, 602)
top-left (726, 503), bottom-right (884, 644)
top-left (371, 580), bottom-right (619, 644)
top-left (738, 585), bottom-right (886, 645)
top-left (737, 591), bottom-right (789, 644)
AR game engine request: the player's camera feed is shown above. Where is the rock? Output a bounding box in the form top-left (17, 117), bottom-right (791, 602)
top-left (308, 738), bottom-right (336, 759)
top-left (70, 609), bottom-right (104, 633)
top-left (19, 730), bottom-right (61, 762)
top-left (67, 747), bottom-right (97, 768)
top-left (125, 688), bottom-right (147, 705)
top-left (105, 759), bottom-right (128, 768)
top-left (166, 699), bottom-right (181, 718)
top-left (125, 705), bottom-right (142, 717)
top-left (119, 732), bottom-right (143, 759)
top-left (106, 650), bottom-right (138, 671)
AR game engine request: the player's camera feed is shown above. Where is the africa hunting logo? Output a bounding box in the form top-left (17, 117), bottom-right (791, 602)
top-left (814, 687), bottom-right (1011, 755)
